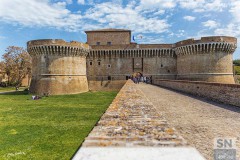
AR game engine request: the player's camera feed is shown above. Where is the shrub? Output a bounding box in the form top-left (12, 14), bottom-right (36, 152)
top-left (0, 82), bottom-right (7, 87)
top-left (233, 59), bottom-right (240, 66)
top-left (234, 66), bottom-right (240, 75)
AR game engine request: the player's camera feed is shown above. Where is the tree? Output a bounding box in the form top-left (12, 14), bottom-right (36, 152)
top-left (0, 61), bottom-right (6, 83)
top-left (233, 59), bottom-right (240, 66)
top-left (0, 61), bottom-right (5, 72)
top-left (2, 46), bottom-right (32, 89)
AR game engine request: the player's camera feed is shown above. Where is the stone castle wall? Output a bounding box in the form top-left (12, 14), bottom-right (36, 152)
top-left (86, 30), bottom-right (131, 46)
top-left (153, 79), bottom-right (240, 107)
top-left (175, 36), bottom-right (237, 84)
top-left (86, 48), bottom-right (176, 90)
top-left (27, 39), bottom-right (89, 95)
top-left (27, 31), bottom-right (237, 94)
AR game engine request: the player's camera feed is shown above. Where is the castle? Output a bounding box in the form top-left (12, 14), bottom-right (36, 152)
top-left (27, 28), bottom-right (237, 95)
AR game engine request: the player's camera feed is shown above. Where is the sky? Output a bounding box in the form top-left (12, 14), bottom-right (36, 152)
top-left (0, 0), bottom-right (239, 59)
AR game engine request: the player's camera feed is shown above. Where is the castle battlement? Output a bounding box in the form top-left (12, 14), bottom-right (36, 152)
top-left (175, 36), bottom-right (237, 47)
top-left (27, 39), bottom-right (89, 56)
top-left (88, 48), bottom-right (175, 58)
top-left (174, 36), bottom-right (237, 56)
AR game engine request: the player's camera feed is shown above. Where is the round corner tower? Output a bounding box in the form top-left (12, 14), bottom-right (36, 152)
top-left (175, 36), bottom-right (237, 84)
top-left (27, 39), bottom-right (89, 95)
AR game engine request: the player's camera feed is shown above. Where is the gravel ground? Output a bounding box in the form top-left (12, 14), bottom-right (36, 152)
top-left (137, 83), bottom-right (240, 160)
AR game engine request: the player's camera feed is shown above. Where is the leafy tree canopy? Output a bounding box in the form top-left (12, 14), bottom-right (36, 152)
top-left (233, 59), bottom-right (240, 66)
top-left (1, 46), bottom-right (32, 88)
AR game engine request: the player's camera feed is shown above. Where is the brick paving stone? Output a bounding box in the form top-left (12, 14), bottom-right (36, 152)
top-left (137, 83), bottom-right (240, 160)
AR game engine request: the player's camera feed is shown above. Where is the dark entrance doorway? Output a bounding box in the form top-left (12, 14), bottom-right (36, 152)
top-left (133, 58), bottom-right (143, 73)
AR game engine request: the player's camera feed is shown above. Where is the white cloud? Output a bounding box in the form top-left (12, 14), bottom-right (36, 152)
top-left (229, 0), bottom-right (240, 23)
top-left (183, 16), bottom-right (196, 21)
top-left (153, 10), bottom-right (165, 16)
top-left (0, 0), bottom-right (171, 34)
top-left (77, 0), bottom-right (85, 5)
top-left (175, 30), bottom-right (185, 37)
top-left (214, 23), bottom-right (240, 36)
top-left (66, 0), bottom-right (73, 4)
top-left (0, 36), bottom-right (6, 39)
top-left (202, 20), bottom-right (219, 29)
top-left (82, 2), bottom-right (170, 33)
top-left (0, 0), bottom-right (82, 31)
top-left (112, 0), bottom-right (122, 5)
top-left (136, 0), bottom-right (176, 11)
top-left (178, 0), bottom-right (226, 12)
top-left (86, 0), bottom-right (94, 5)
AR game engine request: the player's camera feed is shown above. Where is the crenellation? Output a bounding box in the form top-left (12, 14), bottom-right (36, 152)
top-left (88, 48), bottom-right (175, 59)
top-left (175, 42), bottom-right (236, 56)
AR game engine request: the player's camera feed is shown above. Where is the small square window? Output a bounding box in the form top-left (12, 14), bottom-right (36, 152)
top-left (90, 61), bottom-right (92, 65)
top-left (108, 64), bottom-right (111, 68)
top-left (107, 42), bottom-right (111, 45)
top-left (96, 42), bottom-right (100, 45)
top-left (98, 61), bottom-right (101, 65)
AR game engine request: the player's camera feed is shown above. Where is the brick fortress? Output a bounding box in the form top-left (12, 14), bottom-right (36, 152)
top-left (27, 28), bottom-right (237, 95)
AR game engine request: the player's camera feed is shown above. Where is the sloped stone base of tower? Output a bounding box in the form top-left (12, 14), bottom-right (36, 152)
top-left (29, 76), bottom-right (88, 95)
top-left (88, 80), bottom-right (126, 91)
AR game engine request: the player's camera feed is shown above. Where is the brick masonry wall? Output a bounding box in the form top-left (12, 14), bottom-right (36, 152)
top-left (86, 56), bottom-right (177, 91)
top-left (87, 31), bottom-right (131, 46)
top-left (176, 52), bottom-right (235, 83)
top-left (153, 79), bottom-right (240, 107)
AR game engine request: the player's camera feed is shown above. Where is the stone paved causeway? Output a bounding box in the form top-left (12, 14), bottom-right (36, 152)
top-left (73, 80), bottom-right (205, 160)
top-left (138, 83), bottom-right (240, 160)
top-left (82, 80), bottom-right (186, 147)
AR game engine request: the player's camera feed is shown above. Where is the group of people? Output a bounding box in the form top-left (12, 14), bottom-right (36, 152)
top-left (130, 72), bottom-right (152, 84)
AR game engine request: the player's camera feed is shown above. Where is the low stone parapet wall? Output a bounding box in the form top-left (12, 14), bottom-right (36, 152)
top-left (73, 80), bottom-right (205, 160)
top-left (82, 80), bottom-right (186, 147)
top-left (153, 79), bottom-right (240, 107)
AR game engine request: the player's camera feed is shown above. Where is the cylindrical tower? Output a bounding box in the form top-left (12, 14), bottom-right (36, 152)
top-left (27, 39), bottom-right (89, 95)
top-left (175, 36), bottom-right (237, 84)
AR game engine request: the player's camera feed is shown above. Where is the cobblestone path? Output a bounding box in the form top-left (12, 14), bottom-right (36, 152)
top-left (138, 83), bottom-right (240, 160)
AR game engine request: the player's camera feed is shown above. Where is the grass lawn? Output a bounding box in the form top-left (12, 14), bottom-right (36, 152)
top-left (0, 91), bottom-right (117, 159)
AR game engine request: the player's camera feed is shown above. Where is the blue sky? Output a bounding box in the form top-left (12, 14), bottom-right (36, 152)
top-left (0, 0), bottom-right (239, 59)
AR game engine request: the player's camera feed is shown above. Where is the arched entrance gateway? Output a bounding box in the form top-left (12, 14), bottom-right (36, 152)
top-left (133, 57), bottom-right (143, 73)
